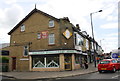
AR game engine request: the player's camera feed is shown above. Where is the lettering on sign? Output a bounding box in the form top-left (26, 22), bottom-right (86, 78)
top-left (41, 31), bottom-right (48, 39)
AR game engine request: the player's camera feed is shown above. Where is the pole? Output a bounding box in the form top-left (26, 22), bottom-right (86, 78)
top-left (90, 10), bottom-right (102, 67)
top-left (90, 13), bottom-right (96, 67)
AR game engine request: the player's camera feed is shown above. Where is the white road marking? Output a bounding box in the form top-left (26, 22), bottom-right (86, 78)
top-left (112, 75), bottom-right (120, 78)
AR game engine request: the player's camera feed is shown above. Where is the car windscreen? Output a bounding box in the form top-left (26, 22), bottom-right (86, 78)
top-left (100, 61), bottom-right (110, 64)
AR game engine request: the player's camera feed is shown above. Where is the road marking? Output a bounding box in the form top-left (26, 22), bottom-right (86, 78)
top-left (112, 75), bottom-right (120, 78)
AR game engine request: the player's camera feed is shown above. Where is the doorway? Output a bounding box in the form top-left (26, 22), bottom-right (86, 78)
top-left (64, 54), bottom-right (72, 70)
top-left (12, 57), bottom-right (16, 71)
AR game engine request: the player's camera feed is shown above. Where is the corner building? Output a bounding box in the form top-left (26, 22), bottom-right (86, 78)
top-left (8, 8), bottom-right (88, 71)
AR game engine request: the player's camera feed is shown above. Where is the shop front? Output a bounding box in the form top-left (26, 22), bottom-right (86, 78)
top-left (29, 49), bottom-right (82, 71)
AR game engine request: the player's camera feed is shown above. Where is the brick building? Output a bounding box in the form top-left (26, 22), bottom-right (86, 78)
top-left (7, 8), bottom-right (103, 71)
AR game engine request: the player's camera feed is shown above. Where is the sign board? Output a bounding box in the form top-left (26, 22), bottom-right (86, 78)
top-left (111, 53), bottom-right (120, 58)
top-left (29, 50), bottom-right (81, 55)
top-left (111, 49), bottom-right (120, 59)
top-left (41, 31), bottom-right (48, 39)
top-left (20, 58), bottom-right (29, 61)
top-left (63, 29), bottom-right (72, 39)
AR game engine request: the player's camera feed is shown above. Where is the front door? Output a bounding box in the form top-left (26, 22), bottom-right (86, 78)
top-left (64, 54), bottom-right (72, 70)
top-left (12, 57), bottom-right (16, 71)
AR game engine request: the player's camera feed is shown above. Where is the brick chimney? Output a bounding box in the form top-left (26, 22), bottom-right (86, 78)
top-left (76, 24), bottom-right (81, 31)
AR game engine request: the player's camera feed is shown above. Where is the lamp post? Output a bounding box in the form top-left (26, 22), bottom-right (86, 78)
top-left (90, 10), bottom-right (102, 67)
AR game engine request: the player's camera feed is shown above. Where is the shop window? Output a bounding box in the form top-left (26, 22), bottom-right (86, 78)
top-left (23, 45), bottom-right (28, 56)
top-left (49, 20), bottom-right (54, 27)
top-left (75, 55), bottom-right (80, 64)
top-left (49, 33), bottom-right (55, 45)
top-left (47, 60), bottom-right (59, 67)
top-left (32, 55), bottom-right (59, 68)
top-left (21, 24), bottom-right (25, 32)
top-left (33, 61), bottom-right (45, 68)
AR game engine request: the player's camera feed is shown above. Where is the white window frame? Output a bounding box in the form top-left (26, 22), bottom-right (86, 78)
top-left (37, 33), bottom-right (41, 39)
top-left (21, 24), bottom-right (25, 32)
top-left (49, 20), bottom-right (54, 27)
top-left (33, 57), bottom-right (59, 68)
top-left (76, 33), bottom-right (83, 46)
top-left (49, 33), bottom-right (55, 45)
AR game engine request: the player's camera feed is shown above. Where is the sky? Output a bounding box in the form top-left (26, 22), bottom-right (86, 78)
top-left (0, 0), bottom-right (119, 53)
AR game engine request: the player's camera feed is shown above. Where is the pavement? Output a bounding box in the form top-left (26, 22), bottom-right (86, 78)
top-left (0, 63), bottom-right (98, 80)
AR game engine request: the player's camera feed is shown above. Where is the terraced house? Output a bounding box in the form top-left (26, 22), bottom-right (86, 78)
top-left (7, 8), bottom-right (103, 71)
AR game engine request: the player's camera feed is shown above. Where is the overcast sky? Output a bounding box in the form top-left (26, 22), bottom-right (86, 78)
top-left (0, 0), bottom-right (119, 53)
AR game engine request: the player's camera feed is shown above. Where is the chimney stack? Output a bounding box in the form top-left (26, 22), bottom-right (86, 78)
top-left (76, 24), bottom-right (81, 31)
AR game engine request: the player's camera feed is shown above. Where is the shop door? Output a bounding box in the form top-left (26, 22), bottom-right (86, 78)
top-left (12, 57), bottom-right (16, 71)
top-left (64, 55), bottom-right (72, 70)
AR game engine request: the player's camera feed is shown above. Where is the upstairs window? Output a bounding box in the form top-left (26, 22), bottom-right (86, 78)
top-left (49, 20), bottom-right (54, 27)
top-left (21, 24), bottom-right (25, 32)
top-left (37, 33), bottom-right (41, 39)
top-left (49, 33), bottom-right (55, 45)
top-left (23, 45), bottom-right (28, 56)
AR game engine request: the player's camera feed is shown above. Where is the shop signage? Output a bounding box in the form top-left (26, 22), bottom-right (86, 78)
top-left (82, 53), bottom-right (88, 55)
top-left (20, 58), bottom-right (29, 61)
top-left (63, 29), bottom-right (72, 39)
top-left (29, 50), bottom-right (82, 55)
top-left (41, 31), bottom-right (48, 39)
top-left (38, 31), bottom-right (48, 39)
top-left (111, 53), bottom-right (120, 58)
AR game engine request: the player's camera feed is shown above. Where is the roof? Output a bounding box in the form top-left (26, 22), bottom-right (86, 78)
top-left (8, 8), bottom-right (60, 35)
top-left (72, 26), bottom-right (85, 37)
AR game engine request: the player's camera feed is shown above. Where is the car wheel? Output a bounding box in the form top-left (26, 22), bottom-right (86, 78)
top-left (98, 70), bottom-right (102, 73)
top-left (112, 67), bottom-right (116, 73)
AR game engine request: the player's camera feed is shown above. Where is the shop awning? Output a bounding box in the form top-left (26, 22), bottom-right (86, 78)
top-left (29, 50), bottom-right (82, 55)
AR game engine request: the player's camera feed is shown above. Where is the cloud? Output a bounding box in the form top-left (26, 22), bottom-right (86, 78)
top-left (100, 23), bottom-right (117, 29)
top-left (0, 28), bottom-right (10, 43)
top-left (0, 0), bottom-right (118, 53)
top-left (5, 0), bottom-right (17, 4)
top-left (106, 16), bottom-right (117, 21)
top-left (106, 33), bottom-right (118, 37)
top-left (0, 3), bottom-right (24, 43)
top-left (0, 4), bottom-right (24, 29)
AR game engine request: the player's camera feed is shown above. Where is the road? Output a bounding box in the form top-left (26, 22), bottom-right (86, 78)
top-left (1, 71), bottom-right (120, 81)
top-left (53, 71), bottom-right (120, 81)
top-left (62, 71), bottom-right (120, 79)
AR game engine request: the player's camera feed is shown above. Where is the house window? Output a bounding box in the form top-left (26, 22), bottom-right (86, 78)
top-left (23, 45), bottom-right (28, 56)
top-left (37, 33), bottom-right (41, 39)
top-left (75, 33), bottom-right (84, 46)
top-left (21, 24), bottom-right (25, 32)
top-left (49, 20), bottom-right (54, 27)
top-left (49, 33), bottom-right (55, 44)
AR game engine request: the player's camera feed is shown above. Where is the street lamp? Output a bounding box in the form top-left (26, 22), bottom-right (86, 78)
top-left (90, 10), bottom-right (102, 67)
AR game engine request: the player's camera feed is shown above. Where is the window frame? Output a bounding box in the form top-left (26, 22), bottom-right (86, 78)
top-left (20, 24), bottom-right (25, 32)
top-left (49, 20), bottom-right (54, 27)
top-left (32, 55), bottom-right (59, 68)
top-left (23, 45), bottom-right (29, 56)
top-left (37, 33), bottom-right (41, 39)
top-left (49, 33), bottom-right (55, 45)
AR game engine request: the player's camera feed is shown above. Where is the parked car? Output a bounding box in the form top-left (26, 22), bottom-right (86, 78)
top-left (98, 59), bottom-right (120, 73)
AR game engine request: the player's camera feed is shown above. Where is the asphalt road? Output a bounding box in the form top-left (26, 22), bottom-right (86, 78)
top-left (52, 71), bottom-right (120, 81)
top-left (61, 71), bottom-right (120, 79)
top-left (1, 71), bottom-right (120, 81)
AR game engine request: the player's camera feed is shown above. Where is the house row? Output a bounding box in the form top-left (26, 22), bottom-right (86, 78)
top-left (3, 8), bottom-right (103, 71)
